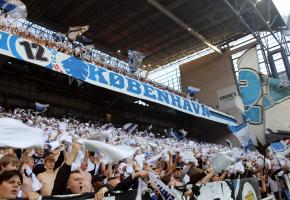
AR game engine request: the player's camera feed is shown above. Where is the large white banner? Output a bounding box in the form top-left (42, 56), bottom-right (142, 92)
top-left (238, 47), bottom-right (290, 145)
top-left (0, 31), bottom-right (237, 125)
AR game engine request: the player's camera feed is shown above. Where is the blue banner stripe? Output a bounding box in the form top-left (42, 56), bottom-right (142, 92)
top-left (209, 110), bottom-right (237, 123)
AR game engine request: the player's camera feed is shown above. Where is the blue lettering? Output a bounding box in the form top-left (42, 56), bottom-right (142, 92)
top-left (238, 69), bottom-right (263, 124)
top-left (9, 35), bottom-right (23, 60)
top-left (109, 72), bottom-right (124, 89)
top-left (142, 83), bottom-right (156, 99)
top-left (263, 95), bottom-right (273, 109)
top-left (88, 64), bottom-right (108, 85)
top-left (169, 94), bottom-right (182, 109)
top-left (191, 101), bottom-right (200, 114)
top-left (61, 57), bottom-right (89, 80)
top-left (182, 99), bottom-right (193, 112)
top-left (126, 78), bottom-right (141, 94)
top-left (201, 105), bottom-right (210, 117)
top-left (157, 184), bottom-right (175, 200)
top-left (267, 77), bottom-right (290, 104)
top-left (239, 69), bottom-right (262, 106)
top-left (245, 105), bottom-right (262, 124)
top-left (0, 32), bottom-right (9, 50)
top-left (156, 89), bottom-right (170, 104)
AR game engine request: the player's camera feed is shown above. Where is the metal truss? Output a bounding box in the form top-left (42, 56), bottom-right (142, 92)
top-left (223, 0), bottom-right (290, 77)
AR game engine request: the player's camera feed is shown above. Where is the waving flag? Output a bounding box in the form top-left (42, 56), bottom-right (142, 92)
top-left (228, 115), bottom-right (253, 149)
top-left (0, 118), bottom-right (45, 148)
top-left (148, 172), bottom-right (179, 200)
top-left (187, 86), bottom-right (200, 97)
top-left (80, 139), bottom-right (135, 162)
top-left (35, 102), bottom-right (49, 114)
top-left (270, 140), bottom-right (290, 157)
top-left (68, 25), bottom-right (89, 41)
top-left (164, 128), bottom-right (184, 141)
top-left (123, 123), bottom-right (138, 134)
top-left (128, 50), bottom-right (145, 73)
top-left (0, 0), bottom-right (27, 19)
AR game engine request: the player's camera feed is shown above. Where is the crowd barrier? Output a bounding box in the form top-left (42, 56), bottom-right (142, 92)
top-left (16, 190), bottom-right (141, 200)
top-left (16, 178), bottom-right (261, 200)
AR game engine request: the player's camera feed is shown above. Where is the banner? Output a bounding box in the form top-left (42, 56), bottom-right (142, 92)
top-left (217, 86), bottom-right (238, 110)
top-left (197, 180), bottom-right (234, 200)
top-left (196, 178), bottom-right (261, 200)
top-left (238, 46), bottom-right (290, 146)
top-left (0, 31), bottom-right (236, 126)
top-left (148, 172), bottom-right (179, 200)
top-left (233, 178), bottom-right (261, 200)
top-left (238, 47), bottom-right (266, 145)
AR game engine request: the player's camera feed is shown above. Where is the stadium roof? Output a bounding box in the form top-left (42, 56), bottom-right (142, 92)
top-left (23, 0), bottom-right (286, 70)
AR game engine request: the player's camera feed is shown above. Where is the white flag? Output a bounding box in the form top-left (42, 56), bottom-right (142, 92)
top-left (68, 25), bottom-right (89, 41)
top-left (0, 118), bottom-right (45, 148)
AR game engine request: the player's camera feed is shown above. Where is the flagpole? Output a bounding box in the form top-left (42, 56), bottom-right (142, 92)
top-left (261, 73), bottom-right (267, 175)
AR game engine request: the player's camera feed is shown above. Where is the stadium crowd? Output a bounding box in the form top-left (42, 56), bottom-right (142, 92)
top-left (0, 16), bottom-right (188, 99)
top-left (0, 107), bottom-right (289, 200)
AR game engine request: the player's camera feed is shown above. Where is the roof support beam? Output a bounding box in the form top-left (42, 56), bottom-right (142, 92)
top-left (222, 0), bottom-right (268, 50)
top-left (145, 0), bottom-right (222, 54)
top-left (222, 0), bottom-right (274, 75)
top-left (247, 0), bottom-right (283, 48)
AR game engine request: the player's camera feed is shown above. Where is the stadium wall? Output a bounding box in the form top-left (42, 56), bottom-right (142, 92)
top-left (180, 51), bottom-right (243, 144)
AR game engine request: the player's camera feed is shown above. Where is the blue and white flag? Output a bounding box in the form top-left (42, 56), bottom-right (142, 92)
top-left (238, 46), bottom-right (290, 147)
top-left (164, 128), bottom-right (184, 141)
top-left (187, 86), bottom-right (200, 97)
top-left (225, 139), bottom-right (233, 149)
top-left (123, 123), bottom-right (138, 134)
top-left (270, 140), bottom-right (290, 157)
top-left (148, 172), bottom-right (179, 200)
top-left (238, 46), bottom-right (266, 146)
top-left (128, 50), bottom-right (145, 73)
top-left (52, 32), bottom-right (66, 43)
top-left (123, 123), bottom-right (133, 130)
top-left (35, 102), bottom-right (49, 114)
top-left (228, 115), bottom-right (253, 149)
top-left (0, 0), bottom-right (27, 19)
